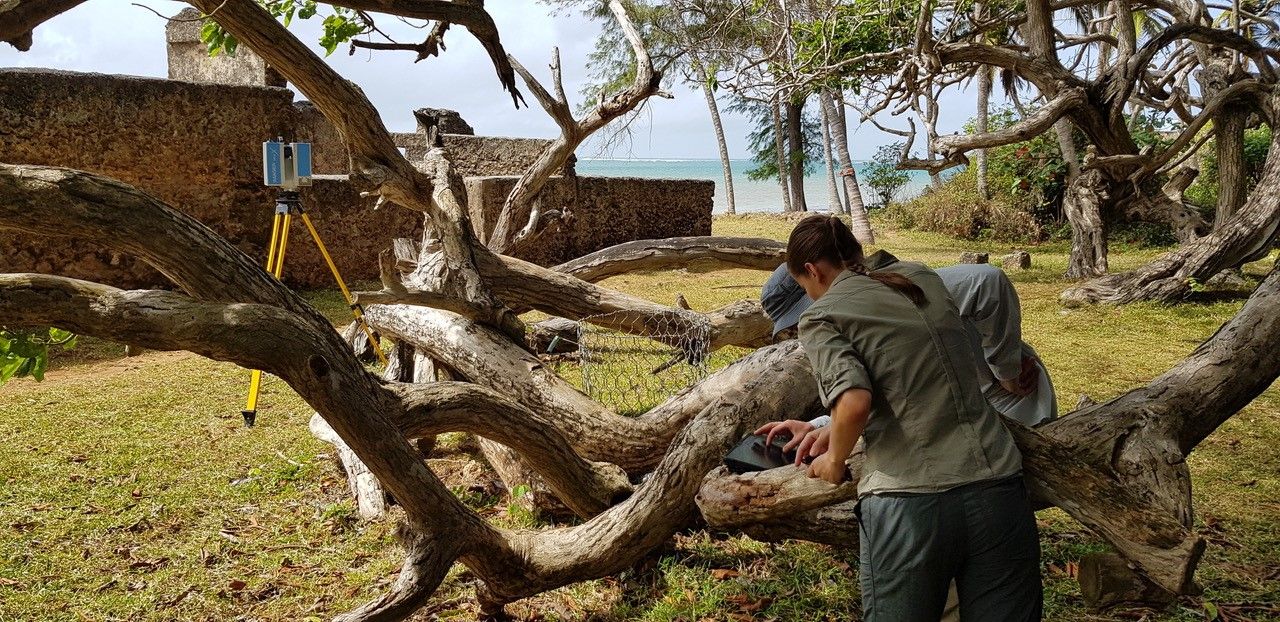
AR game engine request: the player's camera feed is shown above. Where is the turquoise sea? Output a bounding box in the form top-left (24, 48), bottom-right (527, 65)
top-left (576, 158), bottom-right (932, 214)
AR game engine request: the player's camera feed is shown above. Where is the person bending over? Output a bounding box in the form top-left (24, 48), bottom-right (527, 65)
top-left (758, 249), bottom-right (1057, 462)
top-left (758, 215), bottom-right (1043, 621)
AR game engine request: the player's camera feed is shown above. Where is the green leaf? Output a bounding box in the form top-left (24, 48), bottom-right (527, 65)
top-left (15, 357), bottom-right (34, 379)
top-left (0, 355), bottom-right (21, 384)
top-left (1204, 601), bottom-right (1220, 620)
top-left (30, 352), bottom-right (48, 382)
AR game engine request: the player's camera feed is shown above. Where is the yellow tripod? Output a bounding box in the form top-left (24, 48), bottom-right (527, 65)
top-left (242, 191), bottom-right (387, 427)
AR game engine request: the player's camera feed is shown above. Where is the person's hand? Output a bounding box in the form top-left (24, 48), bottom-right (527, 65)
top-left (999, 356), bottom-right (1041, 397)
top-left (754, 419), bottom-right (815, 452)
top-left (792, 426), bottom-right (832, 466)
top-left (1017, 356), bottom-right (1040, 393)
top-left (806, 451), bottom-right (848, 485)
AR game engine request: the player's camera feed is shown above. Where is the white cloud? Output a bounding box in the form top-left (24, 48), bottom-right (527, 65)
top-left (0, 0), bottom-right (981, 160)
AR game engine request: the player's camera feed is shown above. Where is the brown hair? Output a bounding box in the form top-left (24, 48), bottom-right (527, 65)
top-left (786, 215), bottom-right (927, 306)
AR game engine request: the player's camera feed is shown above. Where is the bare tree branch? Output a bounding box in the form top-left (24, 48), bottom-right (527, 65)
top-left (487, 0), bottom-right (667, 255)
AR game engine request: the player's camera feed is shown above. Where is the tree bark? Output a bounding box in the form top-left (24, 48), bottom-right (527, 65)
top-left (1055, 119), bottom-right (1082, 181)
top-left (1078, 552), bottom-right (1176, 611)
top-left (1063, 163), bottom-right (1111, 279)
top-left (976, 64), bottom-right (993, 199)
top-left (364, 305), bottom-right (783, 474)
top-left (820, 94), bottom-right (845, 214)
top-left (310, 414), bottom-right (391, 520)
top-left (823, 91), bottom-right (875, 243)
top-left (1123, 166), bottom-right (1211, 243)
top-left (771, 94), bottom-right (794, 213)
top-left (552, 236), bottom-right (785, 282)
top-left (1214, 104), bottom-right (1249, 229)
top-left (785, 98), bottom-right (809, 212)
top-left (0, 0), bottom-right (89, 51)
top-left (925, 93), bottom-right (945, 189)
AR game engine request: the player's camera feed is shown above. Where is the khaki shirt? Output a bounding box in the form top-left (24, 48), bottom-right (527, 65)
top-left (798, 263), bottom-right (1023, 496)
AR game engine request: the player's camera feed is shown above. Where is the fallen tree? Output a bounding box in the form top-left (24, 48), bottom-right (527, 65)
top-left (4, 1), bottom-right (1280, 620)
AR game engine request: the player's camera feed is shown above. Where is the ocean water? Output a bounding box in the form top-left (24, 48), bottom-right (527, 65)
top-left (576, 158), bottom-right (932, 214)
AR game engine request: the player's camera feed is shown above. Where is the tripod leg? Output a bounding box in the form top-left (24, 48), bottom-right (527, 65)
top-left (242, 212), bottom-right (287, 427)
top-left (299, 213), bottom-right (389, 365)
top-left (273, 213), bottom-right (292, 279)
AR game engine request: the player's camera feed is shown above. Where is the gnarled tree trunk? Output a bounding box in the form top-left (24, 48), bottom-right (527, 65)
top-left (1214, 104), bottom-right (1250, 229)
top-left (6, 2), bottom-right (1280, 620)
top-left (1063, 163), bottom-right (1111, 279)
top-left (1062, 126), bottom-right (1280, 304)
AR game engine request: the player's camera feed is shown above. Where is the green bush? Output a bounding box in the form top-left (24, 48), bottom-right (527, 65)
top-left (864, 143), bottom-right (912, 209)
top-left (884, 170), bottom-right (1043, 243)
top-left (1186, 125), bottom-right (1272, 211)
top-left (1109, 221), bottom-right (1179, 249)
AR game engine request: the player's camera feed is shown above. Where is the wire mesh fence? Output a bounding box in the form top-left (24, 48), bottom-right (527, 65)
top-left (575, 312), bottom-right (711, 416)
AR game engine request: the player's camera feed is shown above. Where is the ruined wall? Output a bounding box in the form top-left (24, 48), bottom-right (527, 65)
top-left (0, 68), bottom-right (420, 288)
top-left (165, 8), bottom-right (287, 88)
top-left (1, 65), bottom-right (710, 286)
top-left (392, 132), bottom-right (556, 178)
top-left (294, 101), bottom-right (350, 174)
top-left (442, 135), bottom-right (559, 178)
top-left (466, 175), bottom-right (714, 265)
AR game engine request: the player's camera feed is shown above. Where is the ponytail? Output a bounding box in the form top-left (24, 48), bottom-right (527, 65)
top-left (787, 215), bottom-right (927, 306)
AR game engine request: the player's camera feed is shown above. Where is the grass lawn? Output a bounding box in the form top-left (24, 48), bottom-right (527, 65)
top-left (2, 215), bottom-right (1277, 621)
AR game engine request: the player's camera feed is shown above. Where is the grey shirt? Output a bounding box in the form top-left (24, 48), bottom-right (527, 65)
top-left (798, 264), bottom-right (1023, 497)
top-left (812, 261), bottom-right (1057, 427)
top-left (936, 264), bottom-right (1058, 426)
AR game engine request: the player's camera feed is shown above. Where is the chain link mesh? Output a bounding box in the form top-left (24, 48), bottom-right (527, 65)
top-left (574, 312), bottom-right (711, 416)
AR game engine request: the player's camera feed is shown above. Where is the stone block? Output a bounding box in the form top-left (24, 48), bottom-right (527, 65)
top-left (959, 251), bottom-right (990, 264)
top-left (1001, 250), bottom-right (1032, 270)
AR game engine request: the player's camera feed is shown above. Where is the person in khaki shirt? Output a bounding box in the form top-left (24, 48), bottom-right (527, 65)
top-left (756, 215), bottom-right (1043, 622)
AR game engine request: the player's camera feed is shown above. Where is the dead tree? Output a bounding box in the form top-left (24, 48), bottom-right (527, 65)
top-left (486, 2), bottom-right (670, 256)
top-left (4, 1), bottom-right (1280, 620)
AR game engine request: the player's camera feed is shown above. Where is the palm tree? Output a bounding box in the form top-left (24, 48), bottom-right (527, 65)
top-left (824, 90), bottom-right (876, 243)
top-left (692, 57), bottom-right (738, 214)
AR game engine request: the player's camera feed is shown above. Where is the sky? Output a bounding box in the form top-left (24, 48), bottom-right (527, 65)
top-left (0, 1), bottom-right (981, 161)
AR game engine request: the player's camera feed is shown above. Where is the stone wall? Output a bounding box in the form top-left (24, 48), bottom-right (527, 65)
top-left (165, 8), bottom-right (286, 88)
top-left (0, 68), bottom-right (420, 288)
top-left (0, 66), bottom-right (712, 286)
top-left (392, 132), bottom-right (558, 178)
top-left (466, 175), bottom-right (714, 265)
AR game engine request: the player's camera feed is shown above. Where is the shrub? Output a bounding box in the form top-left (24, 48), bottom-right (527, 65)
top-left (1186, 125), bottom-right (1273, 211)
top-left (884, 170), bottom-right (1043, 243)
top-left (864, 143), bottom-right (911, 208)
top-left (1109, 221), bottom-right (1178, 249)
